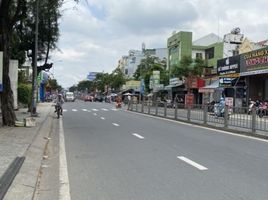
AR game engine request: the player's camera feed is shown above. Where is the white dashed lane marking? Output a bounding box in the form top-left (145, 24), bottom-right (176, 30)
top-left (101, 117), bottom-right (105, 120)
top-left (132, 133), bottom-right (145, 139)
top-left (112, 123), bottom-right (120, 127)
top-left (72, 109), bottom-right (77, 112)
top-left (177, 156), bottom-right (208, 171)
top-left (82, 109), bottom-right (87, 111)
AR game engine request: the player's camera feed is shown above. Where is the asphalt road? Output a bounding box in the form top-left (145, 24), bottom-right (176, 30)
top-left (61, 100), bottom-right (268, 200)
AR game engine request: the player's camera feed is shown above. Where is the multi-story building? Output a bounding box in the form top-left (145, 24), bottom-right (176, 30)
top-left (167, 29), bottom-right (244, 104)
top-left (119, 45), bottom-right (167, 78)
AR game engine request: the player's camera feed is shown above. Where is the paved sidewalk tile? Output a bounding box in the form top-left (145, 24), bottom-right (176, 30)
top-left (0, 103), bottom-right (53, 178)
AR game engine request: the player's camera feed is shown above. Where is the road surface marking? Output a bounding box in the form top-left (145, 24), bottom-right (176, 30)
top-left (93, 113), bottom-right (97, 116)
top-left (128, 111), bottom-right (268, 143)
top-left (59, 119), bottom-right (71, 200)
top-left (92, 109), bottom-right (98, 111)
top-left (82, 109), bottom-right (87, 111)
top-left (87, 110), bottom-right (91, 112)
top-left (177, 156), bottom-right (208, 171)
top-left (132, 133), bottom-right (145, 139)
top-left (112, 123), bottom-right (120, 127)
top-left (101, 117), bottom-right (105, 120)
top-left (101, 108), bottom-right (108, 111)
top-left (111, 108), bottom-right (118, 111)
top-left (72, 109), bottom-right (77, 112)
top-left (63, 109), bottom-right (67, 112)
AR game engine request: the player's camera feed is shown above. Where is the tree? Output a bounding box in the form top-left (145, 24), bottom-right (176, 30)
top-left (47, 78), bottom-right (62, 92)
top-left (69, 85), bottom-right (78, 92)
top-left (134, 56), bottom-right (168, 93)
top-left (0, 0), bottom-right (27, 125)
top-left (110, 68), bottom-right (125, 92)
top-left (171, 56), bottom-right (206, 93)
top-left (95, 73), bottom-right (111, 93)
top-left (77, 80), bottom-right (93, 93)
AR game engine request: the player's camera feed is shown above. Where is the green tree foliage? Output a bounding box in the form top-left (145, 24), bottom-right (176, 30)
top-left (47, 78), bottom-right (62, 92)
top-left (69, 85), bottom-right (78, 92)
top-left (171, 56), bottom-right (206, 78)
top-left (18, 70), bottom-right (28, 83)
top-left (110, 68), bottom-right (126, 91)
top-left (95, 73), bottom-right (111, 92)
top-left (18, 83), bottom-right (32, 105)
top-left (77, 80), bottom-right (93, 92)
top-left (134, 56), bottom-right (168, 92)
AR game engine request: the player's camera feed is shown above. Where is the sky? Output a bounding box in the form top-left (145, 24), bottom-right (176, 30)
top-left (51, 0), bottom-right (268, 88)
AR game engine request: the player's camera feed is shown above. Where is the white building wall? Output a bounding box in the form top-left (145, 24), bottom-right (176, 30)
top-left (9, 60), bottom-right (18, 110)
top-left (192, 50), bottom-right (205, 59)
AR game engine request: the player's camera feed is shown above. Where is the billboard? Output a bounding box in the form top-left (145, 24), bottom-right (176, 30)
top-left (240, 47), bottom-right (268, 76)
top-left (217, 55), bottom-right (240, 77)
top-left (87, 72), bottom-right (99, 81)
top-left (0, 52), bottom-right (3, 92)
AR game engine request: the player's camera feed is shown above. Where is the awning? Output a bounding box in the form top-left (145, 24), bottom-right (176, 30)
top-left (199, 80), bottom-right (221, 93)
top-left (164, 83), bottom-right (184, 90)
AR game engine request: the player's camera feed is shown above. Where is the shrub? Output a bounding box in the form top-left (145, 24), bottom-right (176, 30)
top-left (18, 84), bottom-right (32, 105)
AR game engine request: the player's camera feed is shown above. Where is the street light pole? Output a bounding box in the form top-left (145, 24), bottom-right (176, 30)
top-left (31, 0), bottom-right (39, 116)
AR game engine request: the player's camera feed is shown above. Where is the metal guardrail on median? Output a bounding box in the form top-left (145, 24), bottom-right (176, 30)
top-left (129, 100), bottom-right (268, 135)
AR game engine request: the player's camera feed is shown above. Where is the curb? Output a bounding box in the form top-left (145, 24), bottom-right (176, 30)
top-left (3, 106), bottom-right (54, 200)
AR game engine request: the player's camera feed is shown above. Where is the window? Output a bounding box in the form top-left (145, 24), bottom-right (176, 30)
top-left (205, 47), bottom-right (214, 59)
top-left (196, 53), bottom-right (203, 59)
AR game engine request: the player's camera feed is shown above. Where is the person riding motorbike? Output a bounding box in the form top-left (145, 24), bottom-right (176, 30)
top-left (55, 94), bottom-right (64, 115)
top-left (115, 96), bottom-right (122, 108)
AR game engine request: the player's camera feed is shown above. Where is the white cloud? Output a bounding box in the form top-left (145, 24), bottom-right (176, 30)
top-left (51, 0), bottom-right (268, 88)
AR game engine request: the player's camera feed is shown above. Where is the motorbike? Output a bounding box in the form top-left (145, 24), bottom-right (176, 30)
top-left (55, 104), bottom-right (62, 118)
top-left (214, 102), bottom-right (231, 118)
top-left (248, 100), bottom-right (256, 114)
top-left (258, 101), bottom-right (268, 118)
top-left (115, 102), bottom-right (122, 108)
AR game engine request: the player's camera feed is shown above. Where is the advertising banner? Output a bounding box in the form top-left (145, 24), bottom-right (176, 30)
top-left (240, 46), bottom-right (268, 76)
top-left (185, 94), bottom-right (194, 107)
top-left (0, 52), bottom-right (3, 92)
top-left (217, 55), bottom-right (240, 77)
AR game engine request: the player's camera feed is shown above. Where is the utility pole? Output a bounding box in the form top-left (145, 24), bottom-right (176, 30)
top-left (31, 0), bottom-right (39, 116)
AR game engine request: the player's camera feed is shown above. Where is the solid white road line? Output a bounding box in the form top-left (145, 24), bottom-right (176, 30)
top-left (132, 133), bottom-right (145, 139)
top-left (72, 109), bottom-right (77, 112)
top-left (82, 109), bottom-right (87, 111)
top-left (101, 108), bottom-right (108, 111)
top-left (101, 117), bottom-right (105, 120)
top-left (112, 123), bottom-right (120, 127)
top-left (92, 109), bottom-right (98, 111)
top-left (63, 109), bottom-right (67, 112)
top-left (93, 113), bottom-right (97, 116)
top-left (177, 156), bottom-right (208, 171)
top-left (59, 119), bottom-right (71, 200)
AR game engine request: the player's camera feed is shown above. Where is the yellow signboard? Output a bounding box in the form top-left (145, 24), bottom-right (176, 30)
top-left (219, 73), bottom-right (240, 78)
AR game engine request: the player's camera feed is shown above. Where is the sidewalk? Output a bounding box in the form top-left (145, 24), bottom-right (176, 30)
top-left (0, 103), bottom-right (54, 200)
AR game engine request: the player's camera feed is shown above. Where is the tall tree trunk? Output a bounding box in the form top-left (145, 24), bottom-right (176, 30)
top-left (0, 2), bottom-right (17, 126)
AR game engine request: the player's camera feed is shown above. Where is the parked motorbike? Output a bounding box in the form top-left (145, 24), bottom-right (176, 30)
top-left (258, 101), bottom-right (268, 118)
top-left (248, 100), bottom-right (256, 114)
